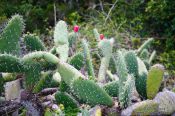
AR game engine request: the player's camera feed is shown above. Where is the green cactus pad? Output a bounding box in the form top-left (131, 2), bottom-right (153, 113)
top-left (93, 28), bottom-right (100, 41)
top-left (72, 79), bottom-right (113, 106)
top-left (68, 32), bottom-right (77, 47)
top-left (135, 57), bottom-right (148, 99)
top-left (60, 79), bottom-right (70, 92)
top-left (103, 80), bottom-right (119, 97)
top-left (0, 54), bottom-right (25, 72)
top-left (82, 39), bottom-right (95, 78)
top-left (149, 50), bottom-right (156, 65)
top-left (23, 34), bottom-right (45, 51)
top-left (69, 52), bottom-right (84, 70)
top-left (140, 49), bottom-right (149, 60)
top-left (55, 91), bottom-right (79, 109)
top-left (124, 51), bottom-right (138, 77)
top-left (137, 38), bottom-right (154, 55)
top-left (57, 61), bottom-right (85, 85)
top-left (147, 67), bottom-right (164, 99)
top-left (0, 15), bottom-right (24, 56)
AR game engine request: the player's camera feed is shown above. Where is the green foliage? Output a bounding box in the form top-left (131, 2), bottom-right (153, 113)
top-left (60, 80), bottom-right (70, 92)
top-left (147, 67), bottom-right (164, 99)
top-left (0, 15), bottom-right (24, 56)
top-left (103, 80), bottom-right (119, 97)
top-left (82, 39), bottom-right (95, 78)
top-left (23, 34), bottom-right (45, 51)
top-left (72, 79), bottom-right (113, 106)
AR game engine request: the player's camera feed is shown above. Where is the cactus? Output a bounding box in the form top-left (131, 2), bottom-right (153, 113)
top-left (149, 50), bottom-right (156, 65)
top-left (137, 38), bottom-right (154, 55)
top-left (135, 57), bottom-right (148, 99)
top-left (103, 80), bottom-right (119, 97)
top-left (0, 54), bottom-right (25, 72)
top-left (139, 49), bottom-right (149, 60)
top-left (23, 34), bottom-right (45, 52)
top-left (82, 39), bottom-right (95, 79)
top-left (55, 91), bottom-right (79, 109)
top-left (0, 15), bottom-right (24, 56)
top-left (93, 28), bottom-right (100, 41)
top-left (114, 51), bottom-right (134, 108)
top-left (121, 100), bottom-right (159, 115)
top-left (98, 38), bottom-right (114, 82)
top-left (69, 52), bottom-right (84, 70)
top-left (60, 79), bottom-right (70, 92)
top-left (147, 66), bottom-right (164, 99)
top-left (68, 32), bottom-right (78, 47)
top-left (154, 90), bottom-right (175, 114)
top-left (71, 78), bottom-right (113, 106)
top-left (124, 51), bottom-right (138, 77)
top-left (54, 20), bottom-right (69, 62)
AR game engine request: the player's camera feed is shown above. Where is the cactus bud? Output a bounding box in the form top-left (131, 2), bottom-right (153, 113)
top-left (100, 34), bottom-right (104, 40)
top-left (73, 25), bottom-right (79, 32)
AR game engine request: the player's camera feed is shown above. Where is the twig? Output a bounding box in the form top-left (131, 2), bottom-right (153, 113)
top-left (104, 0), bottom-right (118, 25)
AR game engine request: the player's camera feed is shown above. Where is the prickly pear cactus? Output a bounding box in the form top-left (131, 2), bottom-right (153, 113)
top-left (149, 50), bottom-right (156, 65)
top-left (98, 38), bottom-right (114, 82)
top-left (23, 34), bottom-right (45, 52)
top-left (82, 39), bottom-right (95, 78)
top-left (93, 28), bottom-right (100, 41)
top-left (103, 80), bottom-right (119, 97)
top-left (140, 49), bottom-right (149, 60)
top-left (54, 20), bottom-right (69, 62)
top-left (124, 51), bottom-right (138, 77)
top-left (137, 38), bottom-right (154, 55)
top-left (69, 52), bottom-right (84, 70)
top-left (71, 78), bottom-right (113, 106)
top-left (135, 57), bottom-right (148, 99)
top-left (154, 90), bottom-right (175, 115)
top-left (0, 15), bottom-right (24, 56)
top-left (147, 66), bottom-right (164, 99)
top-left (121, 100), bottom-right (159, 115)
top-left (55, 91), bottom-right (79, 109)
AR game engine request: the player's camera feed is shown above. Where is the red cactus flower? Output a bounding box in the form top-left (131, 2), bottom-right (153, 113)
top-left (73, 25), bottom-right (79, 32)
top-left (100, 34), bottom-right (104, 40)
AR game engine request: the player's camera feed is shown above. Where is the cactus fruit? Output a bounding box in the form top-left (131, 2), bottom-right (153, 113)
top-left (100, 34), bottom-right (104, 40)
top-left (154, 90), bottom-right (175, 114)
top-left (71, 78), bottom-right (113, 106)
top-left (103, 80), bottom-right (119, 97)
top-left (55, 91), bottom-right (79, 109)
top-left (0, 15), bottom-right (24, 56)
top-left (23, 34), bottom-right (45, 52)
top-left (73, 25), bottom-right (79, 33)
top-left (124, 51), bottom-right (138, 77)
top-left (135, 57), bottom-right (148, 99)
top-left (82, 39), bottom-right (95, 78)
top-left (137, 38), bottom-right (154, 55)
top-left (147, 66), bottom-right (164, 99)
top-left (98, 38), bottom-right (114, 82)
top-left (69, 52), bottom-right (84, 70)
top-left (121, 100), bottom-right (159, 115)
top-left (0, 54), bottom-right (25, 72)
top-left (54, 20), bottom-right (69, 62)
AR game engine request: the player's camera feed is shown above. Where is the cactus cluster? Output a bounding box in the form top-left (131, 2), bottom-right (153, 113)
top-left (0, 14), bottom-right (174, 115)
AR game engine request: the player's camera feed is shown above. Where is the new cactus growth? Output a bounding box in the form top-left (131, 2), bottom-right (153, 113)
top-left (140, 49), bottom-right (149, 60)
top-left (137, 38), bottom-right (154, 55)
top-left (147, 66), bottom-right (164, 99)
top-left (149, 50), bottom-right (156, 65)
top-left (98, 38), bottom-right (114, 82)
top-left (71, 78), bottom-right (113, 106)
top-left (54, 20), bottom-right (69, 62)
top-left (82, 39), bottom-right (95, 79)
top-left (0, 15), bottom-right (24, 56)
top-left (23, 34), bottom-right (45, 52)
